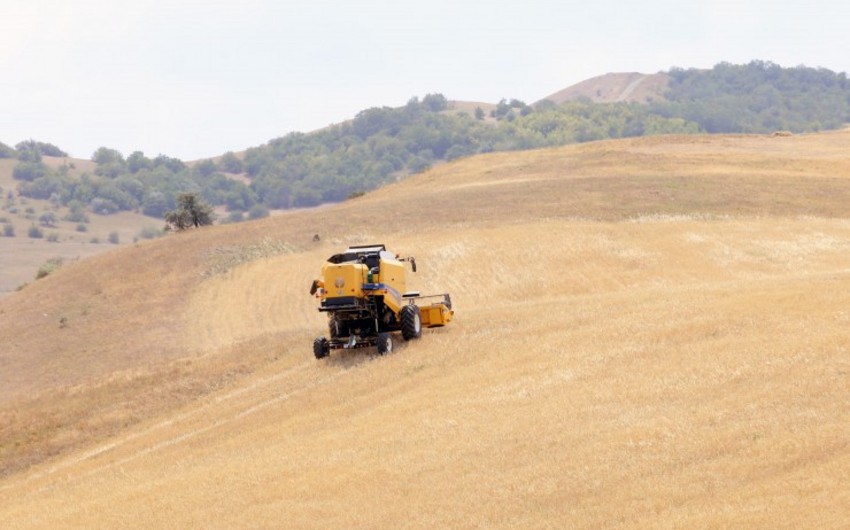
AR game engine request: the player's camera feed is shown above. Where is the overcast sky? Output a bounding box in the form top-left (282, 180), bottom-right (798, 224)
top-left (2, 0), bottom-right (848, 160)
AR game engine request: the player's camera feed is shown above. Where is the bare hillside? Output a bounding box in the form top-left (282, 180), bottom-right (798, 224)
top-left (541, 72), bottom-right (670, 104)
top-left (1, 131), bottom-right (850, 528)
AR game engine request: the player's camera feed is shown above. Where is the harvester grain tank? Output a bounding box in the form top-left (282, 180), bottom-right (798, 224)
top-left (310, 244), bottom-right (453, 358)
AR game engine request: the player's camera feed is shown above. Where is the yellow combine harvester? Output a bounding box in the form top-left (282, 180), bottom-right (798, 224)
top-left (309, 244), bottom-right (453, 358)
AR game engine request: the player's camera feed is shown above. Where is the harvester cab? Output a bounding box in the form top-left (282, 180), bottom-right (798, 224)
top-left (310, 244), bottom-right (453, 359)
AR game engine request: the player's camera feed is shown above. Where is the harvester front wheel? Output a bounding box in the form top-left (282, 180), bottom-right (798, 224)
top-left (376, 332), bottom-right (393, 355)
top-left (313, 337), bottom-right (330, 359)
top-left (400, 305), bottom-right (422, 341)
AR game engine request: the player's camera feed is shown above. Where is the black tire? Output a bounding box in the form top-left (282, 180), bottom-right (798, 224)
top-left (400, 305), bottom-right (422, 341)
top-left (313, 337), bottom-right (330, 359)
top-left (376, 332), bottom-right (393, 355)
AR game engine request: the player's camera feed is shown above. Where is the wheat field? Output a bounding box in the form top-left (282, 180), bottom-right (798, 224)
top-left (1, 132), bottom-right (849, 528)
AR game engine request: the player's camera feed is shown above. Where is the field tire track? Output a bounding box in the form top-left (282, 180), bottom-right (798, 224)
top-left (616, 74), bottom-right (648, 102)
top-left (1, 359), bottom-right (322, 493)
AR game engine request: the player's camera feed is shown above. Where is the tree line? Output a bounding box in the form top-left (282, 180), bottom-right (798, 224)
top-left (3, 60), bottom-right (849, 220)
top-left (652, 60), bottom-right (850, 133)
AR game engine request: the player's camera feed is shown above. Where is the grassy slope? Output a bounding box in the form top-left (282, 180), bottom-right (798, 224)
top-left (1, 131), bottom-right (850, 528)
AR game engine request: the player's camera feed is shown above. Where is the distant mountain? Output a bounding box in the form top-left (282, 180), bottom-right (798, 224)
top-left (540, 72), bottom-right (670, 105)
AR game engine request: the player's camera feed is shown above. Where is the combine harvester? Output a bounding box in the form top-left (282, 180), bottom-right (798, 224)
top-left (310, 244), bottom-right (453, 358)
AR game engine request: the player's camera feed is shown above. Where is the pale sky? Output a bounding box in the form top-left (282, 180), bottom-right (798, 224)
top-left (1, 0), bottom-right (848, 160)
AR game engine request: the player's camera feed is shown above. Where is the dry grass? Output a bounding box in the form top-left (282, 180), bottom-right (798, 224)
top-left (1, 131), bottom-right (850, 528)
top-left (541, 72), bottom-right (671, 104)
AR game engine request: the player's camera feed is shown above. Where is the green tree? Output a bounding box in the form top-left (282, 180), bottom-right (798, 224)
top-left (0, 141), bottom-right (16, 158)
top-left (422, 93), bottom-right (449, 112)
top-left (16, 143), bottom-right (42, 163)
top-left (127, 151), bottom-right (152, 173)
top-left (142, 191), bottom-right (172, 218)
top-left (92, 146), bottom-right (124, 165)
top-left (19, 175), bottom-right (69, 199)
top-left (164, 193), bottom-right (216, 231)
top-left (217, 151), bottom-right (244, 173)
top-left (92, 147), bottom-right (127, 178)
top-left (194, 159), bottom-right (217, 177)
top-left (89, 197), bottom-right (120, 215)
top-left (493, 99), bottom-right (512, 119)
top-left (16, 140), bottom-right (66, 158)
top-left (153, 154), bottom-right (186, 173)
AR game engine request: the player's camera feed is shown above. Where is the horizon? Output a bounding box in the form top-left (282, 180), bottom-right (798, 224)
top-left (2, 0), bottom-right (849, 160)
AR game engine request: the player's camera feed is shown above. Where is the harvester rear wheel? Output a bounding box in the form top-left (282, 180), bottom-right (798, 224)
top-left (376, 332), bottom-right (393, 355)
top-left (400, 305), bottom-right (422, 341)
top-left (313, 337), bottom-right (330, 359)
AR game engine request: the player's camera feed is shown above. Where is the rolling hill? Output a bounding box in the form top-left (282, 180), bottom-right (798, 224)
top-left (2, 131), bottom-right (850, 528)
top-left (540, 72), bottom-right (670, 105)
top-left (0, 156), bottom-right (168, 295)
top-left (5, 61), bottom-right (849, 299)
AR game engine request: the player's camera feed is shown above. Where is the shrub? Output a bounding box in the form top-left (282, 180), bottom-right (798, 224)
top-left (46, 232), bottom-right (60, 242)
top-left (12, 162), bottom-right (50, 181)
top-left (137, 226), bottom-right (164, 240)
top-left (108, 231), bottom-right (120, 244)
top-left (76, 223), bottom-right (88, 232)
top-left (36, 257), bottom-right (64, 279)
top-left (248, 204), bottom-right (269, 219)
top-left (223, 211), bottom-right (244, 224)
top-left (3, 223), bottom-right (14, 237)
top-left (38, 211), bottom-right (57, 227)
top-left (65, 201), bottom-right (89, 223)
top-left (28, 225), bottom-right (43, 238)
top-left (89, 197), bottom-right (120, 215)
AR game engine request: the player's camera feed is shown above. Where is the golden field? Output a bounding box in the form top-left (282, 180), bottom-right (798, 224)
top-left (1, 131), bottom-right (849, 528)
